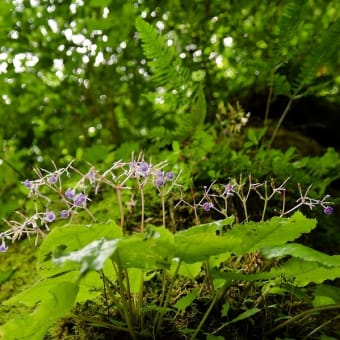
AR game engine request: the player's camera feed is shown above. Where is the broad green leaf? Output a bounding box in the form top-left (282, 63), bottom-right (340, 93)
top-left (278, 258), bottom-right (340, 287)
top-left (210, 308), bottom-right (261, 336)
top-left (313, 284), bottom-right (340, 307)
top-left (221, 302), bottom-right (230, 317)
top-left (176, 261), bottom-right (203, 279)
top-left (0, 282), bottom-right (78, 340)
top-left (52, 226), bottom-right (174, 273)
top-left (261, 243), bottom-right (340, 267)
top-left (54, 238), bottom-right (119, 274)
top-left (229, 308), bottom-right (261, 324)
top-left (38, 222), bottom-right (122, 277)
top-left (125, 268), bottom-right (143, 294)
top-left (212, 268), bottom-right (284, 282)
top-left (174, 218), bottom-right (239, 263)
top-left (174, 289), bottom-right (199, 311)
top-left (115, 226), bottom-right (175, 269)
top-left (228, 211), bottom-right (316, 255)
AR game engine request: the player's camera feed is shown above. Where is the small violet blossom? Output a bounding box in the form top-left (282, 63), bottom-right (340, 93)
top-left (45, 211), bottom-right (56, 223)
top-left (155, 177), bottom-right (165, 187)
top-left (73, 193), bottom-right (86, 207)
top-left (138, 161), bottom-right (150, 177)
top-left (60, 210), bottom-right (70, 218)
top-left (324, 206), bottom-right (334, 215)
top-left (65, 188), bottom-right (76, 199)
top-left (23, 179), bottom-right (32, 188)
top-left (166, 172), bottom-right (174, 181)
top-left (224, 183), bottom-right (235, 196)
top-left (0, 239), bottom-right (8, 252)
top-left (48, 174), bottom-right (58, 184)
top-left (202, 202), bottom-right (213, 211)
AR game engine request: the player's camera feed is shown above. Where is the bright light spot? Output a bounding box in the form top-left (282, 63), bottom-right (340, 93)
top-left (25, 54), bottom-right (39, 67)
top-left (155, 96), bottom-right (164, 104)
top-left (94, 52), bottom-right (104, 66)
top-left (179, 52), bottom-right (186, 59)
top-left (102, 35), bottom-right (108, 42)
top-left (63, 28), bottom-right (73, 41)
top-left (40, 26), bottom-right (48, 36)
top-left (210, 34), bottom-right (217, 44)
top-left (82, 55), bottom-right (89, 63)
top-left (215, 55), bottom-right (223, 68)
top-left (0, 62), bottom-right (8, 74)
top-left (2, 94), bottom-right (11, 104)
top-left (70, 3), bottom-right (77, 14)
top-left (156, 21), bottom-right (165, 31)
top-left (55, 70), bottom-right (63, 79)
top-left (88, 126), bottom-right (96, 136)
top-left (76, 46), bottom-right (87, 54)
top-left (9, 30), bottom-right (19, 39)
top-left (119, 41), bottom-right (127, 49)
top-left (151, 11), bottom-right (156, 17)
top-left (193, 49), bottom-right (202, 58)
top-left (72, 34), bottom-right (85, 45)
top-left (141, 11), bottom-right (147, 18)
top-left (13, 53), bottom-right (26, 72)
top-left (211, 16), bottom-right (218, 22)
top-left (140, 127), bottom-right (147, 136)
top-left (167, 39), bottom-right (173, 46)
top-left (58, 44), bottom-right (65, 51)
top-left (48, 19), bottom-right (59, 33)
top-left (103, 7), bottom-right (110, 18)
top-left (30, 0), bottom-right (40, 7)
top-left (47, 5), bottom-right (55, 13)
top-left (223, 36), bottom-right (233, 47)
top-left (185, 43), bottom-right (197, 51)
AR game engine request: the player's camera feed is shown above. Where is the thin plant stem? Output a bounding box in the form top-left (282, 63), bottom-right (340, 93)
top-left (268, 97), bottom-right (294, 148)
top-left (265, 304), bottom-right (340, 336)
top-left (140, 187), bottom-right (145, 233)
top-left (116, 187), bottom-right (125, 233)
top-left (161, 193), bottom-right (166, 227)
top-left (155, 260), bottom-right (182, 335)
top-left (70, 314), bottom-right (133, 334)
top-left (264, 70), bottom-right (275, 127)
top-left (113, 261), bottom-right (136, 340)
top-left (261, 181), bottom-right (268, 221)
top-left (138, 269), bottom-right (145, 330)
top-left (190, 281), bottom-right (229, 340)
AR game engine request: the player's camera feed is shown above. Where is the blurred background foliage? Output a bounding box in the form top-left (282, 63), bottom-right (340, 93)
top-left (0, 0), bottom-right (339, 233)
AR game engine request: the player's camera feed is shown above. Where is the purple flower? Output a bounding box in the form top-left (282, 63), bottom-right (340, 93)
top-left (155, 177), bottom-right (165, 187)
top-left (202, 202), bottom-right (213, 211)
top-left (73, 193), bottom-right (86, 207)
top-left (65, 188), bottom-right (76, 199)
top-left (86, 169), bottom-right (97, 184)
top-left (324, 206), bottom-right (334, 215)
top-left (48, 175), bottom-right (58, 184)
top-left (224, 183), bottom-right (235, 196)
top-left (0, 239), bottom-right (8, 252)
top-left (60, 210), bottom-right (70, 218)
top-left (166, 172), bottom-right (174, 181)
top-left (138, 162), bottom-right (150, 177)
top-left (23, 179), bottom-right (32, 188)
top-left (45, 211), bottom-right (56, 223)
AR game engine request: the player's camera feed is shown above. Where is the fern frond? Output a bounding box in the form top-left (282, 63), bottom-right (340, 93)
top-left (293, 19), bottom-right (340, 95)
top-left (269, 1), bottom-right (306, 68)
top-left (136, 17), bottom-right (191, 91)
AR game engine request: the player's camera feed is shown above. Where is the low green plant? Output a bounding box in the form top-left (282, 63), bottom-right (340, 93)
top-left (0, 154), bottom-right (338, 339)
